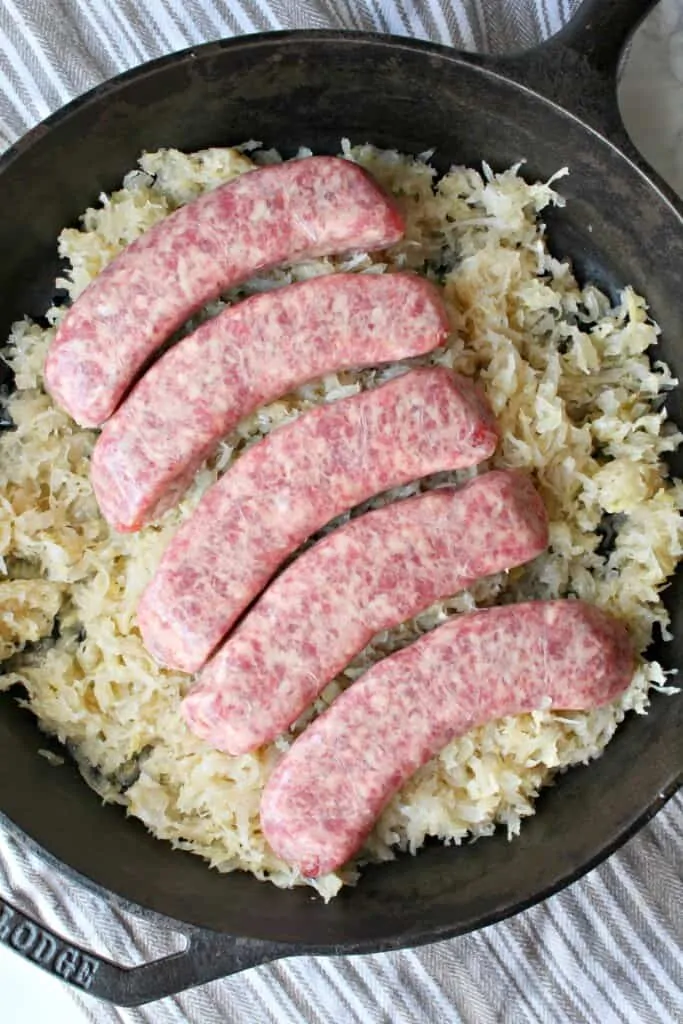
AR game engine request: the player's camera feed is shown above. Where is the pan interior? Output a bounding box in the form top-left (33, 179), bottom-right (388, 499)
top-left (0, 34), bottom-right (680, 948)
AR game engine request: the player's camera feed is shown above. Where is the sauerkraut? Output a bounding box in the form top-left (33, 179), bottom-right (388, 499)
top-left (0, 143), bottom-right (681, 900)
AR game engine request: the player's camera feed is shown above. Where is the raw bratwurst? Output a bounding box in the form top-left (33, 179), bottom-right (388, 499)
top-left (91, 273), bottom-right (449, 531)
top-left (260, 600), bottom-right (636, 877)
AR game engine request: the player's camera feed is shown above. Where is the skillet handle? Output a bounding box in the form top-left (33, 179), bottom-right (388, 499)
top-left (487, 0), bottom-right (659, 148)
top-left (0, 894), bottom-right (292, 1006)
top-left (549, 0), bottom-right (659, 75)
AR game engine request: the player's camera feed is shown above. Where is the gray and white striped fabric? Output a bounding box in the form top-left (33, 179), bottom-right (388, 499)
top-left (0, 2), bottom-right (681, 1022)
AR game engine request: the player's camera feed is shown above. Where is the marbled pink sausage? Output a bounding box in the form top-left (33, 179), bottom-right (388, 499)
top-left (260, 600), bottom-right (636, 876)
top-left (91, 273), bottom-right (449, 532)
top-left (184, 470), bottom-right (549, 755)
top-left (44, 157), bottom-right (405, 427)
top-left (137, 367), bottom-right (499, 673)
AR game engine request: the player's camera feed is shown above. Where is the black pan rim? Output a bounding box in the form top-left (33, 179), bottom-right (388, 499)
top-left (1, 778), bottom-right (679, 954)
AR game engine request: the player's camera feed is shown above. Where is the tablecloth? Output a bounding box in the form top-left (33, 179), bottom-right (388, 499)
top-left (0, 2), bottom-right (681, 1021)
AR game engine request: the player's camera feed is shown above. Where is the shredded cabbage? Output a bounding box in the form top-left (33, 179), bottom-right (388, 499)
top-left (1, 143), bottom-right (681, 900)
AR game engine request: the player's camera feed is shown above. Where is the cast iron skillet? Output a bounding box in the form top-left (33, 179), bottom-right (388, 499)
top-left (0, 0), bottom-right (681, 1006)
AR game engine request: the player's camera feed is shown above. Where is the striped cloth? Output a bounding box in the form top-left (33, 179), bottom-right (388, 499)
top-left (0, 2), bottom-right (681, 1022)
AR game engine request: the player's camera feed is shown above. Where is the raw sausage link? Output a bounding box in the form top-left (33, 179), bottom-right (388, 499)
top-left (137, 367), bottom-right (499, 673)
top-left (260, 600), bottom-right (635, 877)
top-left (91, 273), bottom-right (449, 532)
top-left (184, 470), bottom-right (549, 755)
top-left (45, 157), bottom-right (405, 427)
